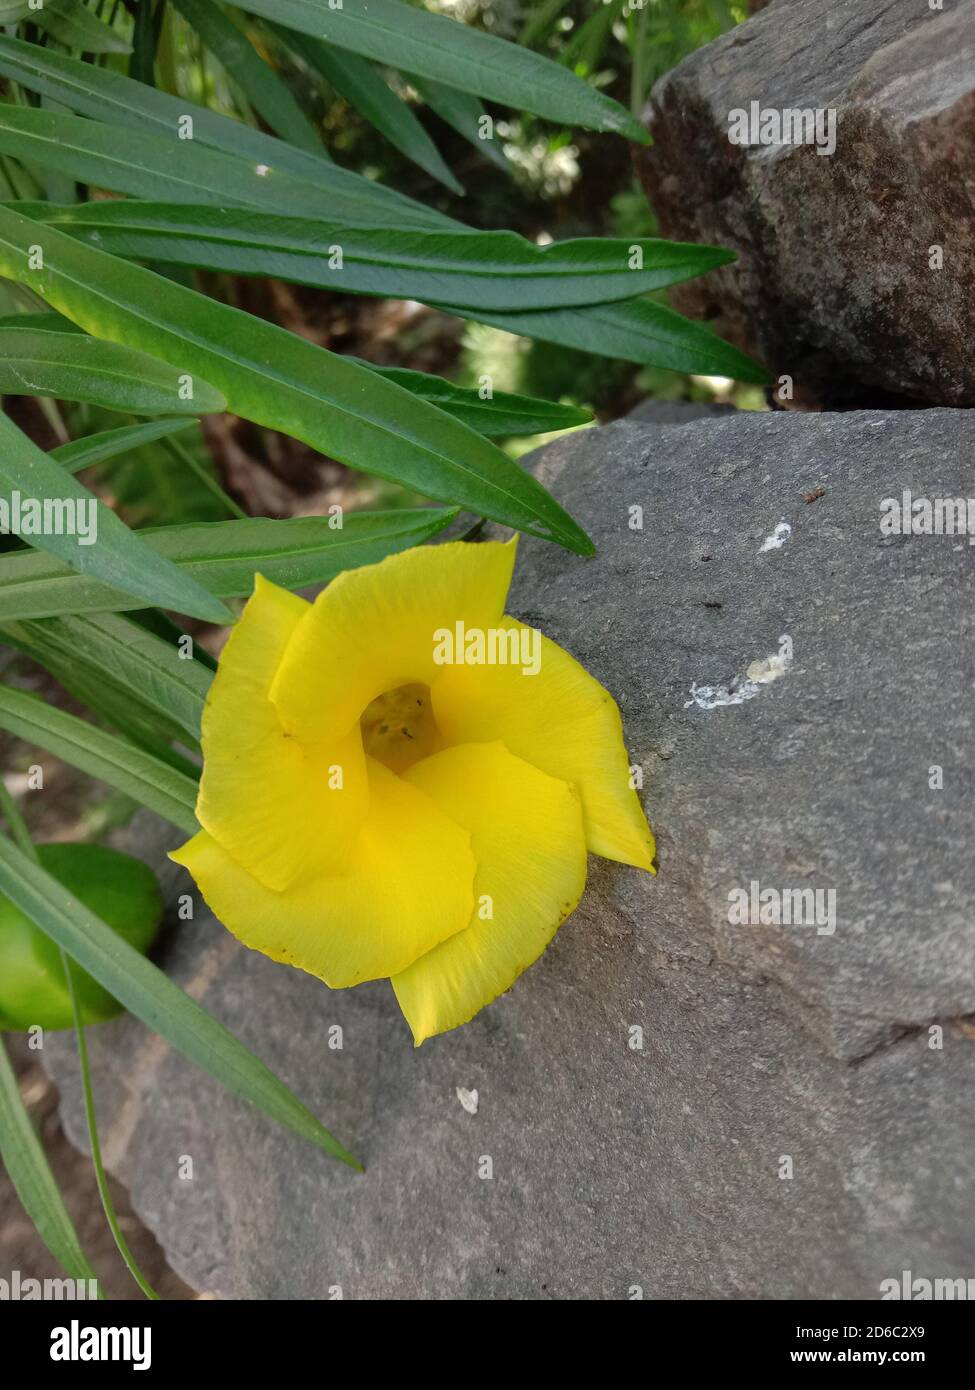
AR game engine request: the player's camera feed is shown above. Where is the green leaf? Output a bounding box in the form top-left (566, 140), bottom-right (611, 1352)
top-left (0, 685), bottom-right (200, 831)
top-left (134, 607), bottom-right (217, 672)
top-left (130, 0), bottom-right (158, 86)
top-left (445, 295), bottom-right (773, 383)
top-left (0, 205), bottom-right (592, 552)
top-left (0, 1035), bottom-right (100, 1286)
top-left (272, 25), bottom-right (463, 194)
top-left (51, 418), bottom-right (198, 476)
top-left (4, 625), bottom-right (201, 767)
top-left (353, 359), bottom-right (591, 436)
top-left (0, 326), bottom-right (227, 414)
top-left (0, 834), bottom-right (360, 1167)
top-left (22, 200), bottom-right (735, 310)
top-left (169, 0), bottom-right (324, 155)
top-left (34, 0), bottom-right (132, 56)
top-left (0, 310), bottom-right (84, 334)
top-left (251, 0), bottom-right (648, 139)
top-left (0, 412), bottom-right (234, 624)
top-left (36, 651), bottom-right (201, 771)
top-left (9, 610), bottom-right (211, 742)
top-left (0, 37), bottom-right (442, 225)
top-left (408, 74), bottom-right (509, 173)
top-left (0, 507), bottom-right (460, 619)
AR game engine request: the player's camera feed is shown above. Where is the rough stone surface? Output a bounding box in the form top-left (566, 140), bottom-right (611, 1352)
top-left (634, 0), bottom-right (975, 409)
top-left (45, 409), bottom-right (975, 1298)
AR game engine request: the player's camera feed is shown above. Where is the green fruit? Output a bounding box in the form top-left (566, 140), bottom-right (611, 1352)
top-left (0, 843), bottom-right (162, 1032)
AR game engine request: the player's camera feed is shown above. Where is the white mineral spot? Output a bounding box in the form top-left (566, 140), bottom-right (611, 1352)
top-left (759, 520), bottom-right (792, 552)
top-left (456, 1086), bottom-right (479, 1115)
top-left (745, 649), bottom-right (792, 684)
top-left (255, 164), bottom-right (270, 177)
top-left (685, 643), bottom-right (792, 711)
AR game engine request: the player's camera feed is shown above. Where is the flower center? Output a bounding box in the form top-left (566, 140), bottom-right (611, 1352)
top-left (359, 682), bottom-right (441, 774)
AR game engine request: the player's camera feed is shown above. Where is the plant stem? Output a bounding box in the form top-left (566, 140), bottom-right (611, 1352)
top-left (63, 958), bottom-right (160, 1300)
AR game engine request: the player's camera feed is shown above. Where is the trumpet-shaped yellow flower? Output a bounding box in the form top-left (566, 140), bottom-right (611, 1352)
top-left (171, 539), bottom-right (654, 1045)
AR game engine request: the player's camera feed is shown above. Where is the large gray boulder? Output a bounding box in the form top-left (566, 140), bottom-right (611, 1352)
top-left (634, 0), bottom-right (975, 409)
top-left (45, 408), bottom-right (975, 1298)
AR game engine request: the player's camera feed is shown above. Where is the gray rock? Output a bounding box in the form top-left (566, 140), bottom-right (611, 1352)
top-left (45, 409), bottom-right (975, 1298)
top-left (634, 0), bottom-right (975, 409)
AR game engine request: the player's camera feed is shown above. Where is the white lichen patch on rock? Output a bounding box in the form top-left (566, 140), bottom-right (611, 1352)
top-left (759, 521), bottom-right (792, 552)
top-left (685, 641), bottom-right (793, 711)
top-left (456, 1086), bottom-right (479, 1115)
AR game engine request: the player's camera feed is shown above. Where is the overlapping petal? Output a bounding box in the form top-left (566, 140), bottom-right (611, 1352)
top-left (173, 757), bottom-right (477, 988)
top-left (269, 539), bottom-right (517, 744)
top-left (432, 618), bottom-right (655, 871)
top-left (392, 741), bottom-right (588, 1045)
top-left (195, 575), bottom-right (368, 891)
top-left (172, 535), bottom-right (655, 1044)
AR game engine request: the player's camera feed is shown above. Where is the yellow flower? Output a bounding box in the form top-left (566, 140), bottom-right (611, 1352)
top-left (171, 539), bottom-right (654, 1045)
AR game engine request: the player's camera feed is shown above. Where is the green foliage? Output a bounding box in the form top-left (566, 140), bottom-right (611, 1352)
top-left (0, 0), bottom-right (763, 1293)
top-left (0, 843), bottom-right (161, 1031)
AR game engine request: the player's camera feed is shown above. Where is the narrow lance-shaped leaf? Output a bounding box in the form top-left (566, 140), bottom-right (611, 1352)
top-left (0, 1036), bottom-right (100, 1288)
top-left (352, 359), bottom-right (591, 437)
top-left (438, 296), bottom-right (774, 383)
top-left (169, 0), bottom-right (325, 155)
top-left (0, 412), bottom-right (233, 624)
top-left (408, 73), bottom-right (510, 172)
top-left (10, 610), bottom-right (212, 743)
top-left (2, 626), bottom-right (201, 770)
top-left (0, 685), bottom-right (199, 831)
top-left (0, 507), bottom-right (460, 621)
top-left (0, 327), bottom-right (227, 415)
top-left (0, 309), bottom-right (593, 435)
top-left (0, 180), bottom-right (761, 378)
top-left (19, 200), bottom-right (736, 311)
top-left (0, 204), bottom-right (592, 552)
top-left (51, 418), bottom-right (198, 476)
top-left (132, 608), bottom-right (218, 672)
top-left (0, 834), bottom-right (360, 1167)
top-left (34, 0), bottom-right (132, 56)
top-left (0, 41), bottom-right (445, 225)
top-left (249, 0), bottom-right (649, 139)
top-left (270, 24), bottom-right (463, 194)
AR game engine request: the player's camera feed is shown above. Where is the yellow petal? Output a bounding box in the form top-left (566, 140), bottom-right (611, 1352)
top-left (269, 539), bottom-right (517, 744)
top-left (171, 757), bottom-right (475, 987)
top-left (195, 574), bottom-right (368, 891)
top-left (433, 619), bottom-right (655, 871)
top-left (392, 741), bottom-right (587, 1045)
